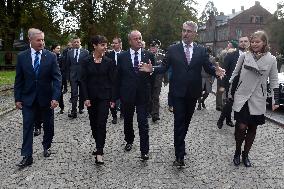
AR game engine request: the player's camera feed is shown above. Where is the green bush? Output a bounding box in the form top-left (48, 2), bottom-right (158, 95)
top-left (0, 71), bottom-right (15, 86)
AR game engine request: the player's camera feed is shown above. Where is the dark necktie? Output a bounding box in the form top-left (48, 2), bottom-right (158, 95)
top-left (134, 51), bottom-right (139, 73)
top-left (74, 49), bottom-right (78, 62)
top-left (34, 51), bottom-right (40, 76)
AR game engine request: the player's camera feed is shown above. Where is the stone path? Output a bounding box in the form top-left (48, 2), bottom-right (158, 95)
top-left (0, 86), bottom-right (283, 188)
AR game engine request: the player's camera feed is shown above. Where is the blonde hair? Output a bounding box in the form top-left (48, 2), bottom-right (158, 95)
top-left (249, 30), bottom-right (270, 53)
top-left (28, 28), bottom-right (44, 39)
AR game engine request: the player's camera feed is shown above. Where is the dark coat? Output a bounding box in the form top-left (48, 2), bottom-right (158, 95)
top-left (117, 49), bottom-right (155, 105)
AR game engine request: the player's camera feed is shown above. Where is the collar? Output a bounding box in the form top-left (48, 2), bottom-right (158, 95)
top-left (31, 48), bottom-right (43, 55)
top-left (114, 50), bottom-right (121, 54)
top-left (182, 41), bottom-right (193, 48)
top-left (130, 48), bottom-right (141, 55)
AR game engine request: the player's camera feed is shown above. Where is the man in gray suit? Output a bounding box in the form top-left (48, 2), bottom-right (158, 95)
top-left (66, 36), bottom-right (89, 118)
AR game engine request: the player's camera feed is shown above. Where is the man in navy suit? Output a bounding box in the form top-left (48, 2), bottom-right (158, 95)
top-left (140, 21), bottom-right (225, 166)
top-left (117, 30), bottom-right (155, 160)
top-left (14, 28), bottom-right (61, 168)
top-left (66, 37), bottom-right (89, 118)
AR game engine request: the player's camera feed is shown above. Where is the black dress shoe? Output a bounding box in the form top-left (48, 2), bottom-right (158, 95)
top-left (226, 121), bottom-right (234, 127)
top-left (233, 154), bottom-right (241, 166)
top-left (79, 109), bottom-right (84, 114)
top-left (43, 149), bottom-right (51, 157)
top-left (124, 143), bottom-right (132, 151)
top-left (217, 119), bottom-right (223, 129)
top-left (202, 102), bottom-right (206, 109)
top-left (68, 112), bottom-right (77, 118)
top-left (242, 153), bottom-right (252, 167)
top-left (152, 117), bottom-right (160, 122)
top-left (34, 128), bottom-right (41, 137)
top-left (141, 154), bottom-right (149, 160)
top-left (173, 158), bottom-right (185, 167)
top-left (17, 156), bottom-right (33, 168)
top-left (112, 117), bottom-right (117, 124)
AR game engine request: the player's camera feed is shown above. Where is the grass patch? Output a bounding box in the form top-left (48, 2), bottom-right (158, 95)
top-left (0, 71), bottom-right (15, 86)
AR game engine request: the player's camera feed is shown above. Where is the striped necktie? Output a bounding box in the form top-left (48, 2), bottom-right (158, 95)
top-left (34, 51), bottom-right (40, 76)
top-left (185, 44), bottom-right (191, 65)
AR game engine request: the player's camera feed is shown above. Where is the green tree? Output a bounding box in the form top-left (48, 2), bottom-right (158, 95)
top-left (198, 1), bottom-right (218, 25)
top-left (144, 0), bottom-right (198, 49)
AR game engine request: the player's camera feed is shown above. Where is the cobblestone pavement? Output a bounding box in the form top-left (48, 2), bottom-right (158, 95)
top-left (0, 86), bottom-right (283, 189)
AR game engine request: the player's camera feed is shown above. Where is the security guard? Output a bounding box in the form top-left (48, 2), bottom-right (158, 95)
top-left (149, 40), bottom-right (168, 122)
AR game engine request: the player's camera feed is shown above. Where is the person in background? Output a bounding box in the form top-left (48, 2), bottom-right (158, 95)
top-left (81, 35), bottom-right (116, 165)
top-left (51, 44), bottom-right (65, 114)
top-left (61, 41), bottom-right (72, 94)
top-left (66, 36), bottom-right (89, 118)
top-left (230, 31), bottom-right (279, 167)
top-left (217, 36), bottom-right (250, 128)
top-left (105, 37), bottom-right (123, 124)
top-left (197, 46), bottom-right (216, 110)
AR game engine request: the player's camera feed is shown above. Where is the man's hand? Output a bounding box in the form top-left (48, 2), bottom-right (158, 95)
top-left (139, 59), bottom-right (153, 72)
top-left (84, 100), bottom-right (91, 107)
top-left (272, 104), bottom-right (279, 111)
top-left (110, 102), bottom-right (115, 108)
top-left (15, 102), bottom-right (22, 110)
top-left (215, 66), bottom-right (226, 79)
top-left (50, 100), bottom-right (58, 109)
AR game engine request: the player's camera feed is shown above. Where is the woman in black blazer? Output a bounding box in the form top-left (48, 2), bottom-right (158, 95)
top-left (81, 35), bottom-right (117, 165)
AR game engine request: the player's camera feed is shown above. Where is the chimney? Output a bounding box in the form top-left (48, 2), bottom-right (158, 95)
top-left (241, 6), bottom-right (244, 11)
top-left (255, 1), bottom-right (260, 6)
top-left (232, 9), bottom-right (235, 14)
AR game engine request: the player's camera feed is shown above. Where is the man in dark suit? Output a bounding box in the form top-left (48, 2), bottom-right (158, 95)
top-left (139, 21), bottom-right (225, 166)
top-left (14, 28), bottom-right (61, 168)
top-left (117, 30), bottom-right (155, 160)
top-left (66, 36), bottom-right (89, 118)
top-left (217, 36), bottom-right (249, 129)
top-left (105, 37), bottom-right (123, 124)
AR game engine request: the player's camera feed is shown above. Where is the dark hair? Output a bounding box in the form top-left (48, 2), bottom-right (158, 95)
top-left (91, 35), bottom-right (108, 45)
top-left (51, 44), bottom-right (60, 51)
top-left (248, 30), bottom-right (270, 53)
top-left (113, 37), bottom-right (121, 43)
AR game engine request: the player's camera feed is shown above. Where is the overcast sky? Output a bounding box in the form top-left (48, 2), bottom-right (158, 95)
top-left (194, 0), bottom-right (281, 16)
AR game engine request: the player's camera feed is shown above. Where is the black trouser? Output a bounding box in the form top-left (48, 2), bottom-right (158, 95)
top-left (123, 102), bottom-right (149, 155)
top-left (216, 79), bottom-right (224, 109)
top-left (151, 86), bottom-right (162, 118)
top-left (87, 99), bottom-right (109, 155)
top-left (34, 110), bottom-right (43, 130)
top-left (70, 80), bottom-right (84, 112)
top-left (173, 96), bottom-right (197, 159)
top-left (110, 99), bottom-right (122, 119)
top-left (22, 100), bottom-right (54, 156)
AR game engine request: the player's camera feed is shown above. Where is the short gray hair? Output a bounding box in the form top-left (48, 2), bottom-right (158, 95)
top-left (183, 21), bottom-right (198, 32)
top-left (28, 28), bottom-right (44, 39)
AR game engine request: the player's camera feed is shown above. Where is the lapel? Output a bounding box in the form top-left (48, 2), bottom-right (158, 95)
top-left (245, 52), bottom-right (270, 71)
top-left (26, 49), bottom-right (34, 74)
top-left (177, 43), bottom-right (188, 67)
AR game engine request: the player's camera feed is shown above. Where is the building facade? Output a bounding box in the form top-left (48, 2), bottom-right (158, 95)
top-left (198, 1), bottom-right (276, 55)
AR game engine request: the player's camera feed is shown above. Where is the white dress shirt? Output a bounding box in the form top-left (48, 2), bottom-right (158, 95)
top-left (73, 48), bottom-right (81, 62)
top-left (130, 48), bottom-right (141, 66)
top-left (182, 41), bottom-right (193, 61)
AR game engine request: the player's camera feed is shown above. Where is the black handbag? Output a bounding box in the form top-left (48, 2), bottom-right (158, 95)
top-left (230, 56), bottom-right (245, 98)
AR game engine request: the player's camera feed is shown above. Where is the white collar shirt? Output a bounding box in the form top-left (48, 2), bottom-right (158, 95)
top-left (73, 48), bottom-right (81, 62)
top-left (130, 48), bottom-right (141, 66)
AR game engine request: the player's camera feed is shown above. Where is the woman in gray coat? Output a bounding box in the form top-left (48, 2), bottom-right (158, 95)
top-left (230, 31), bottom-right (279, 167)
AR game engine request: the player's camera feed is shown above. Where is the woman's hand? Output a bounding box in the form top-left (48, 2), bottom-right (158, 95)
top-left (84, 100), bottom-right (91, 107)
